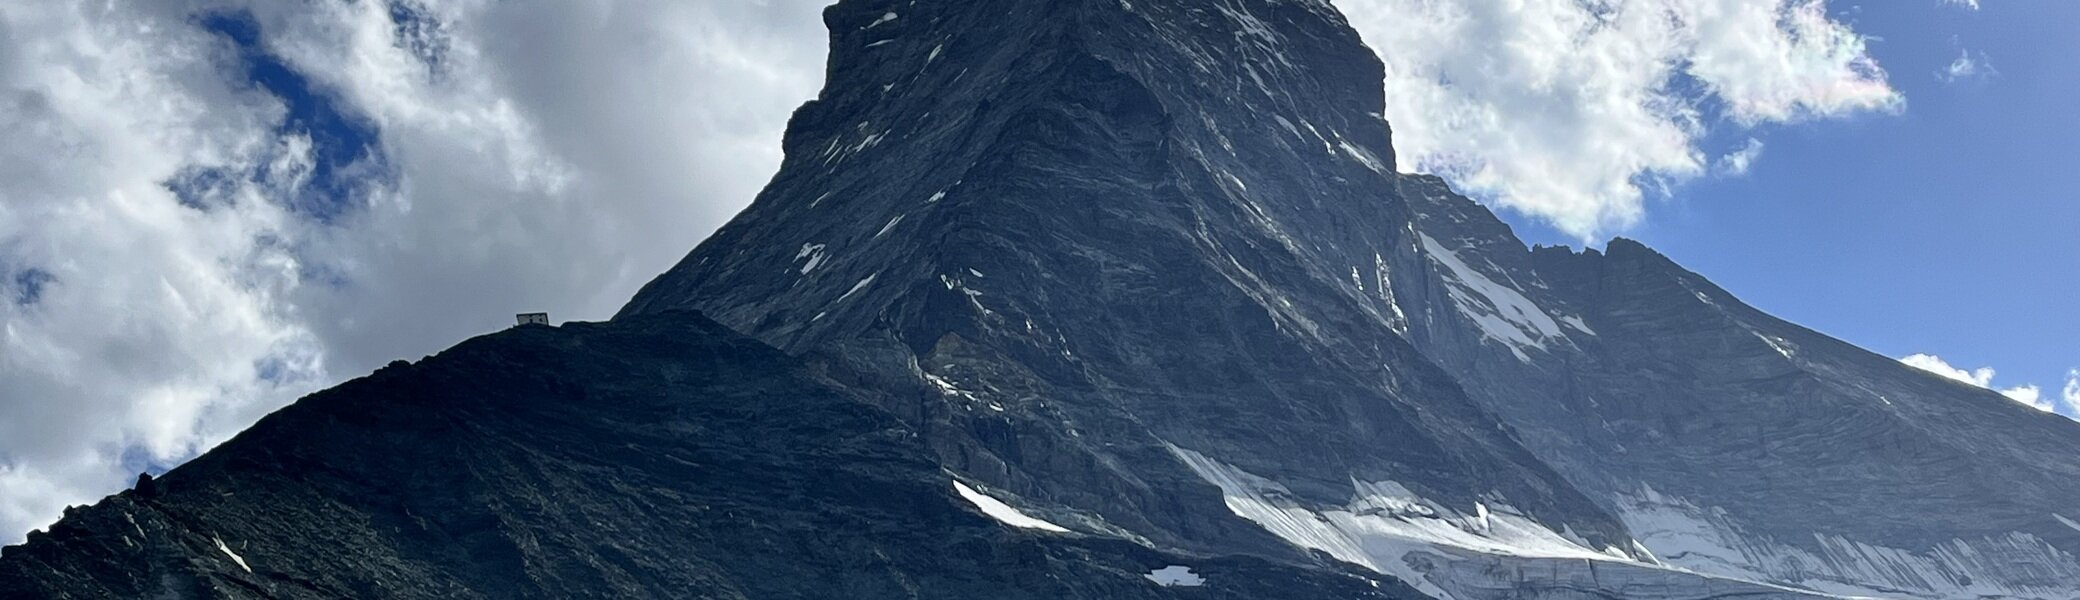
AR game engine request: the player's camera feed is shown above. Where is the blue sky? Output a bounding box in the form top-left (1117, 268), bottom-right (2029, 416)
top-left (1502, 1), bottom-right (2079, 400)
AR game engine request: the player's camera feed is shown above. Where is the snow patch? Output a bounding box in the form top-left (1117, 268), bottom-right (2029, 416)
top-left (214, 536), bottom-right (252, 573)
top-left (953, 481), bottom-right (1069, 533)
top-left (1338, 138), bottom-right (1388, 173)
top-left (2054, 514), bottom-right (2080, 535)
top-left (1299, 120), bottom-right (1333, 154)
top-left (1419, 234), bottom-right (1563, 361)
top-left (1167, 444), bottom-right (1631, 600)
top-left (837, 274), bottom-right (876, 302)
top-left (824, 123), bottom-right (890, 165)
top-left (794, 243), bottom-right (828, 274)
top-left (1755, 333), bottom-right (1796, 359)
top-left (1145, 565), bottom-right (1205, 587)
top-left (924, 372), bottom-right (985, 406)
top-left (865, 12), bottom-right (897, 29)
top-left (1373, 253), bottom-right (1407, 334)
top-left (1617, 485), bottom-right (2080, 599)
top-left (874, 214), bottom-right (905, 238)
top-left (926, 369), bottom-right (1000, 410)
top-left (1559, 315), bottom-right (1596, 335)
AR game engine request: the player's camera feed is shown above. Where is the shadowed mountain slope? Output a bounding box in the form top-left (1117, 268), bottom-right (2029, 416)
top-left (0, 312), bottom-right (1413, 599)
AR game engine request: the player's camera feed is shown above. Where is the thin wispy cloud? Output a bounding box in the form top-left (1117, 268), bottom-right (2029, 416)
top-left (1714, 139), bottom-right (1767, 177)
top-left (1936, 48), bottom-right (1997, 84)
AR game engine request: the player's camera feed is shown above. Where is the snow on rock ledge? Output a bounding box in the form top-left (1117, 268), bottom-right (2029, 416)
top-left (1145, 565), bottom-right (1205, 587)
top-left (1418, 233), bottom-right (1565, 362)
top-left (1618, 485), bottom-right (2080, 600)
top-left (1168, 444), bottom-right (1622, 598)
top-left (953, 481), bottom-right (1069, 533)
top-left (1166, 444), bottom-right (1865, 600)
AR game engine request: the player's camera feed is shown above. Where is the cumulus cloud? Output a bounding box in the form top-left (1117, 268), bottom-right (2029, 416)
top-left (1939, 0), bottom-right (1981, 11)
top-left (1339, 0), bottom-right (1903, 238)
top-left (1900, 354), bottom-right (2078, 417)
top-left (0, 0), bottom-right (828, 543)
top-left (0, 0), bottom-right (330, 541)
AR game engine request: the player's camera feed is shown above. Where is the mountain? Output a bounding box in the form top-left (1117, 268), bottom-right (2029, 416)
top-left (9, 0), bottom-right (2080, 598)
top-left (617, 0), bottom-right (2080, 597)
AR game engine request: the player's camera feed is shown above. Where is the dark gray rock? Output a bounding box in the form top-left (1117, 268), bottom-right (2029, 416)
top-left (1387, 165), bottom-right (2080, 598)
top-left (622, 0), bottom-right (1635, 574)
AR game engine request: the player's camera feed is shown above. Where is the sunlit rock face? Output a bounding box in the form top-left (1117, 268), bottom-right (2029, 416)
top-left (8, 0), bottom-right (2079, 598)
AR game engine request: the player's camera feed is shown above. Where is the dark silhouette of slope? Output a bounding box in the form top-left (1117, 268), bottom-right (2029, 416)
top-left (1, 312), bottom-right (1411, 599)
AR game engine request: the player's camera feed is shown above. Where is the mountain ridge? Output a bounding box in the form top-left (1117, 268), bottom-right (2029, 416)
top-left (0, 311), bottom-right (1416, 599)
top-left (1393, 170), bottom-right (2080, 597)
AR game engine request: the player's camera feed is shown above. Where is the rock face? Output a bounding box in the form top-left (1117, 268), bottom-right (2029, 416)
top-left (9, 0), bottom-right (2080, 598)
top-left (618, 0), bottom-right (2080, 598)
top-left (1399, 186), bottom-right (2080, 598)
top-left (626, 0), bottom-right (1632, 572)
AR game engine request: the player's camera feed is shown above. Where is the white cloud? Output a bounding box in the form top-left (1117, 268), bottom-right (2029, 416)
top-left (0, 0), bottom-right (329, 542)
top-left (0, 0), bottom-right (829, 543)
top-left (1939, 0), bottom-right (1981, 11)
top-left (1899, 354), bottom-right (2077, 417)
top-left (2066, 370), bottom-right (2080, 413)
top-left (1936, 48), bottom-right (1995, 83)
top-left (1901, 353), bottom-right (1998, 387)
top-left (1339, 0), bottom-right (1902, 238)
top-left (1714, 138), bottom-right (1766, 176)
